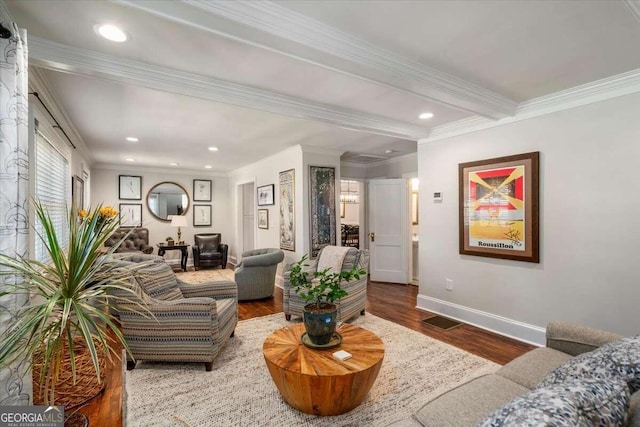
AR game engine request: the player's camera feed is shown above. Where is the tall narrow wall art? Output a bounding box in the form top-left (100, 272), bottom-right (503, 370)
top-left (309, 166), bottom-right (336, 258)
top-left (279, 169), bottom-right (295, 251)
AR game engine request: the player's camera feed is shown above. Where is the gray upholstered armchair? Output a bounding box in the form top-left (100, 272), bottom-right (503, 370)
top-left (104, 227), bottom-right (153, 254)
top-left (283, 246), bottom-right (369, 322)
top-left (193, 233), bottom-right (228, 270)
top-left (234, 248), bottom-right (284, 301)
top-left (109, 254), bottom-right (238, 371)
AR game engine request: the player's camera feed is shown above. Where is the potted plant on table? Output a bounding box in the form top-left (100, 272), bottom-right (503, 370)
top-left (0, 203), bottom-right (140, 424)
top-left (165, 236), bottom-right (175, 246)
top-left (289, 254), bottom-right (366, 346)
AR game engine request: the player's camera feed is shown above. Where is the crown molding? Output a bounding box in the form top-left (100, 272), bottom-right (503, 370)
top-left (114, 0), bottom-right (516, 119)
top-left (624, 0), bottom-right (640, 23)
top-left (29, 36), bottom-right (428, 141)
top-left (28, 67), bottom-right (93, 164)
top-left (339, 161), bottom-right (369, 169)
top-left (93, 162), bottom-right (228, 177)
top-left (300, 145), bottom-right (344, 157)
top-left (227, 144), bottom-right (302, 177)
top-left (420, 67), bottom-right (640, 144)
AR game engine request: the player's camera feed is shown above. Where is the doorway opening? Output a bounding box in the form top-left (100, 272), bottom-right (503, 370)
top-left (340, 180), bottom-right (362, 249)
top-left (236, 181), bottom-right (255, 261)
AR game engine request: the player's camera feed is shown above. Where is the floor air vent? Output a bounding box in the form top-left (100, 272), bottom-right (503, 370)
top-left (422, 315), bottom-right (462, 331)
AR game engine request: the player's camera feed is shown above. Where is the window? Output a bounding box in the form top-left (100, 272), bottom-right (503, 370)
top-left (34, 130), bottom-right (70, 262)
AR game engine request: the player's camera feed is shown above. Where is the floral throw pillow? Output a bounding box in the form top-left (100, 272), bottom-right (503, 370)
top-left (540, 335), bottom-right (640, 392)
top-left (477, 378), bottom-right (630, 427)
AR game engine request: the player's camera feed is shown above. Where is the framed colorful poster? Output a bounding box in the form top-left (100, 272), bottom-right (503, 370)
top-left (119, 203), bottom-right (142, 227)
top-left (258, 209), bottom-right (269, 229)
top-left (459, 152), bottom-right (539, 263)
top-left (279, 169), bottom-right (295, 251)
top-left (309, 166), bottom-right (336, 258)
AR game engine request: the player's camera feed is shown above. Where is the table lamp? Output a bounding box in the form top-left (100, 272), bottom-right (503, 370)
top-left (170, 215), bottom-right (188, 244)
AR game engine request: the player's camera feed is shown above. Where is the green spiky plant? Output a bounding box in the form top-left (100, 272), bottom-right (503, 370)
top-left (0, 202), bottom-right (140, 405)
top-left (289, 254), bottom-right (366, 310)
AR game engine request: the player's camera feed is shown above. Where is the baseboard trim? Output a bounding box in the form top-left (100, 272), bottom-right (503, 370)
top-left (416, 294), bottom-right (545, 346)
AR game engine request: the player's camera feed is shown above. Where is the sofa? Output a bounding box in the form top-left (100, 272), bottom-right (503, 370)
top-left (390, 321), bottom-right (640, 427)
top-left (108, 253), bottom-right (238, 371)
top-left (104, 227), bottom-right (153, 254)
top-left (234, 248), bottom-right (284, 301)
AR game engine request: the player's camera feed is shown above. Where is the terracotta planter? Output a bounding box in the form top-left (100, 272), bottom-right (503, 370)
top-left (302, 303), bottom-right (337, 345)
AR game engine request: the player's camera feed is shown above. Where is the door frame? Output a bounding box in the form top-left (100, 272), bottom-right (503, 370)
top-left (234, 178), bottom-right (256, 264)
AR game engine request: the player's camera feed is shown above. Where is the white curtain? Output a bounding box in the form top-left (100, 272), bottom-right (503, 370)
top-left (0, 7), bottom-right (31, 405)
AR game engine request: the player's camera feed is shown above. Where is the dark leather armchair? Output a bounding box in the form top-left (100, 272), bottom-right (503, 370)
top-left (104, 228), bottom-right (153, 254)
top-left (193, 233), bottom-right (228, 270)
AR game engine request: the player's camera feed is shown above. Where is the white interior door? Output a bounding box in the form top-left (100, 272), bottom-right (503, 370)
top-left (368, 179), bottom-right (410, 283)
top-left (242, 182), bottom-right (255, 253)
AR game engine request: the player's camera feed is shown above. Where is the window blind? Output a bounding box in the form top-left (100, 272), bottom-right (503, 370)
top-left (34, 130), bottom-right (70, 262)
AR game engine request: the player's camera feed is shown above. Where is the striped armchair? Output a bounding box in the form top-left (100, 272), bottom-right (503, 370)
top-left (110, 254), bottom-right (238, 371)
top-left (282, 246), bottom-right (369, 322)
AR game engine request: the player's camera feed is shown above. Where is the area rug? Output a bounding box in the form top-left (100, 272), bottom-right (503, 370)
top-left (125, 313), bottom-right (499, 426)
top-left (175, 268), bottom-right (235, 283)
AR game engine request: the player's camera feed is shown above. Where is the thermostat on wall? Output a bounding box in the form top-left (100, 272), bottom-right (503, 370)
top-left (433, 192), bottom-right (443, 202)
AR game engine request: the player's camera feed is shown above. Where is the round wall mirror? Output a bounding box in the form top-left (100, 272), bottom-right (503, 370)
top-left (147, 182), bottom-right (190, 222)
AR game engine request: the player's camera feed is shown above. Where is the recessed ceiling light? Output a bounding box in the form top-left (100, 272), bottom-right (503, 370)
top-left (419, 112), bottom-right (434, 120)
top-left (204, 165), bottom-right (212, 169)
top-left (95, 24), bottom-right (128, 43)
top-left (126, 137), bottom-right (138, 142)
top-left (384, 149), bottom-right (393, 154)
top-left (208, 146), bottom-right (219, 152)
top-left (125, 158), bottom-right (135, 162)
top-left (169, 162), bottom-right (179, 166)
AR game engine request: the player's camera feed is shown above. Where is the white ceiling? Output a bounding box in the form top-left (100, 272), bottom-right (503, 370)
top-left (6, 0), bottom-right (640, 172)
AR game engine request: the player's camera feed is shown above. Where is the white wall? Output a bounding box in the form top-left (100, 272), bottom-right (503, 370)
top-left (366, 153), bottom-right (417, 179)
top-left (228, 145), bottom-right (304, 264)
top-left (227, 145), bottom-right (342, 269)
top-left (417, 93), bottom-right (640, 343)
top-left (91, 167), bottom-right (230, 266)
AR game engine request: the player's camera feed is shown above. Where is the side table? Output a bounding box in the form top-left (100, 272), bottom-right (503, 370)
top-left (157, 244), bottom-right (189, 272)
top-left (263, 323), bottom-right (384, 416)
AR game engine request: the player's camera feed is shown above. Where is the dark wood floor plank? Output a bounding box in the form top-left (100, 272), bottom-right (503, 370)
top-left (79, 279), bottom-right (534, 426)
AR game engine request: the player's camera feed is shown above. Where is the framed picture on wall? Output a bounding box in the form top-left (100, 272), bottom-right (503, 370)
top-left (257, 184), bottom-right (275, 206)
top-left (309, 166), bottom-right (336, 258)
top-left (193, 204), bottom-right (212, 227)
top-left (279, 169), bottom-right (295, 251)
top-left (459, 151), bottom-right (539, 263)
top-left (119, 203), bottom-right (142, 227)
top-left (258, 209), bottom-right (269, 229)
top-left (119, 175), bottom-right (142, 200)
top-left (193, 179), bottom-right (212, 202)
top-left (72, 175), bottom-right (84, 212)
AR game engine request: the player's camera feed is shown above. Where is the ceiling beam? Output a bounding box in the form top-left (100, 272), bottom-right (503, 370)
top-left (114, 0), bottom-right (517, 119)
top-left (28, 36), bottom-right (430, 140)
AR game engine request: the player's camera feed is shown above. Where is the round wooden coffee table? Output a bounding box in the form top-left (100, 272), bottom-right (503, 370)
top-left (263, 323), bottom-right (384, 416)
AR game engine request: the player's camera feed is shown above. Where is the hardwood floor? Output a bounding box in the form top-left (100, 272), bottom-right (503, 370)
top-left (77, 279), bottom-right (534, 426)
